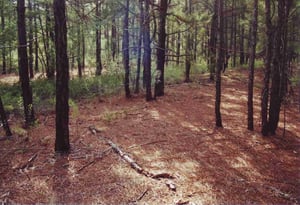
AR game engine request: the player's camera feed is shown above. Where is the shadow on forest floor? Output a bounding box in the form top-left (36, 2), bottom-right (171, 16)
top-left (0, 69), bottom-right (299, 204)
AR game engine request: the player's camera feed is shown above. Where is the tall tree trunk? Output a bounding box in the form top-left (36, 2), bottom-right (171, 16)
top-left (122, 0), bottom-right (131, 98)
top-left (193, 25), bottom-right (198, 61)
top-left (54, 0), bottom-right (70, 153)
top-left (76, 0), bottom-right (82, 78)
top-left (261, 0), bottom-right (272, 136)
top-left (45, 4), bottom-right (55, 78)
top-left (82, 6), bottom-right (85, 74)
top-left (135, 0), bottom-right (144, 94)
top-left (82, 26), bottom-right (85, 74)
top-left (95, 0), bottom-right (103, 76)
top-left (239, 25), bottom-right (245, 65)
top-left (268, 0), bottom-right (291, 135)
top-left (1, 1), bottom-right (6, 74)
top-left (184, 0), bottom-right (192, 83)
top-left (239, 7), bottom-right (245, 65)
top-left (38, 10), bottom-right (47, 74)
top-left (209, 0), bottom-right (218, 81)
top-left (154, 0), bottom-right (168, 97)
top-left (215, 0), bottom-right (224, 128)
top-left (17, 0), bottom-right (35, 127)
top-left (28, 0), bottom-right (34, 78)
top-left (143, 0), bottom-right (153, 101)
top-left (232, 0), bottom-right (237, 67)
top-left (112, 17), bottom-right (117, 61)
top-left (0, 97), bottom-right (12, 137)
top-left (34, 1), bottom-right (39, 72)
top-left (245, 27), bottom-right (251, 64)
top-left (176, 32), bottom-right (181, 65)
top-left (247, 0), bottom-right (258, 131)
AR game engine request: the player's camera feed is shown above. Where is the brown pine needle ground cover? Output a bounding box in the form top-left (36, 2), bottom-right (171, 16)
top-left (0, 69), bottom-right (299, 204)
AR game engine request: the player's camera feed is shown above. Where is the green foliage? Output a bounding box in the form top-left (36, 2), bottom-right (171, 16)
top-left (254, 60), bottom-right (264, 68)
top-left (164, 65), bottom-right (184, 84)
top-left (69, 99), bottom-right (79, 118)
top-left (290, 75), bottom-right (300, 87)
top-left (0, 83), bottom-right (22, 114)
top-left (191, 61), bottom-right (208, 75)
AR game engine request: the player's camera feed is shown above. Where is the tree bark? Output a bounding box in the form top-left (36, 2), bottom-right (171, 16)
top-left (184, 0), bottom-right (192, 83)
top-left (154, 0), bottom-right (168, 97)
top-left (261, 0), bottom-right (272, 136)
top-left (239, 8), bottom-right (245, 66)
top-left (54, 0), bottom-right (70, 153)
top-left (34, 1), bottom-right (39, 72)
top-left (135, 0), bottom-right (144, 94)
top-left (268, 0), bottom-right (291, 135)
top-left (95, 0), bottom-right (103, 76)
top-left (0, 96), bottom-right (12, 137)
top-left (17, 0), bottom-right (35, 127)
top-left (209, 0), bottom-right (218, 82)
top-left (247, 0), bottom-right (258, 131)
top-left (176, 32), bottom-right (181, 65)
top-left (77, 25), bottom-right (82, 78)
top-left (112, 18), bottom-right (117, 61)
top-left (45, 4), bottom-right (55, 79)
top-left (1, 1), bottom-right (6, 74)
top-left (143, 0), bottom-right (153, 101)
top-left (215, 0), bottom-right (224, 128)
top-left (232, 0), bottom-right (237, 67)
top-left (122, 0), bottom-right (131, 98)
top-left (28, 0), bottom-right (34, 78)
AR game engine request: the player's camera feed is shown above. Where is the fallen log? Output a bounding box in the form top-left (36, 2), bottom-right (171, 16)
top-left (89, 126), bottom-right (176, 190)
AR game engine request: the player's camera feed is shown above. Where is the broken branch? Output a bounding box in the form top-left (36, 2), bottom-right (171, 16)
top-left (89, 126), bottom-right (177, 191)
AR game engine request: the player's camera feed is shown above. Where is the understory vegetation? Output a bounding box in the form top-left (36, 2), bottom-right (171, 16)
top-left (0, 61), bottom-right (211, 114)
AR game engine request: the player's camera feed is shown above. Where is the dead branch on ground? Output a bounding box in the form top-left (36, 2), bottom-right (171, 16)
top-left (89, 126), bottom-right (176, 191)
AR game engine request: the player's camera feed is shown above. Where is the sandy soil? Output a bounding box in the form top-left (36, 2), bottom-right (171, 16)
top-left (0, 69), bottom-right (299, 204)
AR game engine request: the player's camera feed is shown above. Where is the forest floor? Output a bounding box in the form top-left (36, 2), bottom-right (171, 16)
top-left (0, 68), bottom-right (300, 204)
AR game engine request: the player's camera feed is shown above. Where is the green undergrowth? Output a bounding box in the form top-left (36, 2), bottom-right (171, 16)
top-left (0, 60), bottom-right (267, 116)
top-left (0, 72), bottom-right (124, 115)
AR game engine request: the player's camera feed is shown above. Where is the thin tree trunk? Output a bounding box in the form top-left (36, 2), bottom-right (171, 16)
top-left (184, 0), bottom-right (192, 83)
top-left (82, 26), bottom-right (85, 74)
top-left (193, 25), bottom-right (198, 61)
top-left (38, 11), bottom-right (48, 75)
top-left (261, 0), bottom-right (272, 136)
top-left (154, 0), bottom-right (168, 97)
top-left (135, 0), bottom-right (144, 94)
top-left (77, 23), bottom-right (82, 78)
top-left (17, 0), bottom-right (35, 127)
top-left (54, 0), bottom-right (70, 153)
top-left (215, 0), bottom-right (224, 128)
top-left (0, 97), bottom-right (12, 137)
top-left (209, 0), bottom-right (218, 82)
top-left (239, 7), bottom-right (245, 66)
top-left (143, 0), bottom-right (153, 101)
top-left (45, 4), bottom-right (55, 78)
top-left (95, 0), bottom-right (103, 76)
top-left (28, 0), bottom-right (34, 78)
top-left (176, 32), bottom-right (181, 65)
top-left (34, 1), bottom-right (39, 72)
top-left (247, 0), bottom-right (258, 131)
top-left (112, 18), bottom-right (117, 61)
top-left (122, 0), bottom-right (131, 98)
top-left (232, 0), bottom-right (237, 67)
top-left (1, 1), bottom-right (6, 74)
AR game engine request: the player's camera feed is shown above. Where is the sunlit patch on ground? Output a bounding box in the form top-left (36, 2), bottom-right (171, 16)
top-left (1, 69), bottom-right (299, 204)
